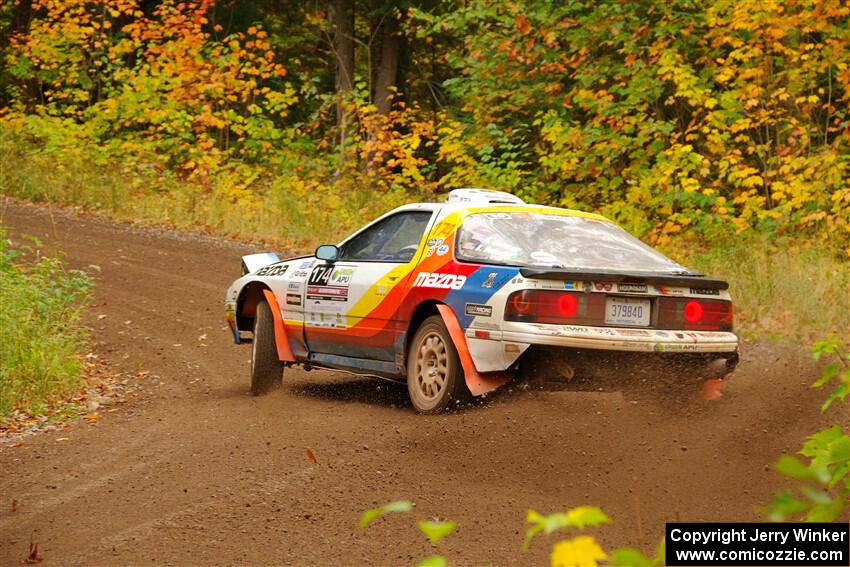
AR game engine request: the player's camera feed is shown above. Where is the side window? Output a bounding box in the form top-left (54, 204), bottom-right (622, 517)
top-left (340, 212), bottom-right (432, 262)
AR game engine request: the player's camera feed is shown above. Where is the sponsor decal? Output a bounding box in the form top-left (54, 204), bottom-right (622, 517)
top-left (436, 244), bottom-right (450, 256)
top-left (292, 270), bottom-right (309, 278)
top-left (617, 282), bottom-right (647, 293)
top-left (690, 288), bottom-right (720, 296)
top-left (308, 265), bottom-right (334, 286)
top-left (656, 343), bottom-right (699, 352)
top-left (564, 281), bottom-right (583, 291)
top-left (481, 272), bottom-right (498, 289)
top-left (306, 285), bottom-right (348, 301)
top-left (413, 272), bottom-right (467, 290)
top-left (593, 282), bottom-right (614, 292)
top-left (305, 303), bottom-right (347, 328)
top-left (656, 285), bottom-right (685, 296)
top-left (256, 264), bottom-right (288, 277)
top-left (306, 265), bottom-right (353, 301)
top-left (528, 324), bottom-right (564, 336)
top-left (426, 238), bottom-right (437, 247)
top-left (298, 260), bottom-right (314, 270)
top-left (597, 328), bottom-right (619, 336)
top-left (465, 303), bottom-right (493, 317)
top-left (287, 281), bottom-right (301, 291)
top-left (618, 329), bottom-right (651, 337)
top-left (285, 293), bottom-right (301, 306)
top-left (425, 248), bottom-right (435, 257)
top-left (562, 325), bottom-right (592, 334)
top-left (329, 266), bottom-right (355, 286)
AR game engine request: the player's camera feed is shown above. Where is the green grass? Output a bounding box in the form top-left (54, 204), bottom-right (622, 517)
top-left (676, 236), bottom-right (850, 341)
top-left (0, 231), bottom-right (93, 417)
top-left (0, 125), bottom-right (411, 249)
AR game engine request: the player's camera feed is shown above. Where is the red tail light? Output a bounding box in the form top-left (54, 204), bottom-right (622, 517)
top-left (658, 298), bottom-right (733, 331)
top-left (504, 290), bottom-right (605, 325)
top-left (684, 301), bottom-right (704, 323)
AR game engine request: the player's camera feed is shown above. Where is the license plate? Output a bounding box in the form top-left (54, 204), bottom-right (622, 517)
top-left (605, 297), bottom-right (651, 327)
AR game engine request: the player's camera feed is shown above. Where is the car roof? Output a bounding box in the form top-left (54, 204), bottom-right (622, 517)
top-left (388, 199), bottom-right (609, 222)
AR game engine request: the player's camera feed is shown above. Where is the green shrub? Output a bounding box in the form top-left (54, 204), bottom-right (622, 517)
top-left (0, 230), bottom-right (92, 417)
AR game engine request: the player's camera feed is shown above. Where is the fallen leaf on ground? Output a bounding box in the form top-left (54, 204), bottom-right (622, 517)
top-left (83, 413), bottom-right (101, 423)
top-left (11, 499), bottom-right (17, 512)
top-left (306, 448), bottom-right (318, 464)
top-left (24, 538), bottom-right (43, 564)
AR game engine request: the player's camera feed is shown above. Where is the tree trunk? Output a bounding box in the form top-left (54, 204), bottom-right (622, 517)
top-left (373, 10), bottom-right (401, 116)
top-left (333, 0), bottom-right (355, 144)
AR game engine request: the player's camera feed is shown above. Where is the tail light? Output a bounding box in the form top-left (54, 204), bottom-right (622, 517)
top-left (658, 298), bottom-right (733, 332)
top-left (504, 290), bottom-right (605, 325)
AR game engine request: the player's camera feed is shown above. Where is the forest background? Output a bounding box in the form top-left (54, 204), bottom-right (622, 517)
top-left (0, 0), bottom-right (848, 340)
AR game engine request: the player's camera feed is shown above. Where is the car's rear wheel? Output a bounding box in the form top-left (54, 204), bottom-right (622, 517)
top-left (407, 315), bottom-right (469, 414)
top-left (250, 299), bottom-right (283, 395)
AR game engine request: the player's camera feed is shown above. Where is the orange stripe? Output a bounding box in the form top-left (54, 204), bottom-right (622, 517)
top-left (436, 304), bottom-right (509, 397)
top-left (262, 289), bottom-right (296, 362)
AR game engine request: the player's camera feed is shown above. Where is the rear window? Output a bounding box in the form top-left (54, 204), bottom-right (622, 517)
top-left (456, 212), bottom-right (690, 273)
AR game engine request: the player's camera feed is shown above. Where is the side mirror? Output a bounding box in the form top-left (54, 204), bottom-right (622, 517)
top-left (315, 244), bottom-right (339, 263)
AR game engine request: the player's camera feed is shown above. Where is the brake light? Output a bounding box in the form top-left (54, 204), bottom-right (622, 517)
top-left (556, 294), bottom-right (578, 317)
top-left (658, 298), bottom-right (733, 331)
top-left (684, 300), bottom-right (704, 323)
top-left (504, 290), bottom-right (605, 326)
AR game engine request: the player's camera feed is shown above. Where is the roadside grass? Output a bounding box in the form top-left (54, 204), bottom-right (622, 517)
top-left (0, 230), bottom-right (93, 418)
top-left (672, 236), bottom-right (850, 341)
top-left (0, 126), bottom-right (409, 249)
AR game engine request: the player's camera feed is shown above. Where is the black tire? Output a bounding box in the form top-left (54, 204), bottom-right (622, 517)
top-left (406, 315), bottom-right (470, 414)
top-left (250, 299), bottom-right (284, 395)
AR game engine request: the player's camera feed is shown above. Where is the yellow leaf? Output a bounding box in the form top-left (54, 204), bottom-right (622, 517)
top-left (550, 536), bottom-right (608, 567)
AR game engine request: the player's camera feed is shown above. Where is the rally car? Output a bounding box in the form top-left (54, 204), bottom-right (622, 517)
top-left (225, 189), bottom-right (738, 413)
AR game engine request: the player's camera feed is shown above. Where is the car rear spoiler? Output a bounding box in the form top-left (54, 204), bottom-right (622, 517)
top-left (519, 268), bottom-right (729, 290)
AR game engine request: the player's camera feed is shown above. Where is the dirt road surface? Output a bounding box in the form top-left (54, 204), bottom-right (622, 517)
top-left (0, 200), bottom-right (834, 566)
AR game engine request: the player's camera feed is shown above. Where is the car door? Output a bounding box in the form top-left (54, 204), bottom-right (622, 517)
top-left (303, 210), bottom-right (435, 366)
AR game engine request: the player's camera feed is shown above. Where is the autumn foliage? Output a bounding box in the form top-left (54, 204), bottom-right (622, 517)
top-left (1, 0), bottom-right (849, 251)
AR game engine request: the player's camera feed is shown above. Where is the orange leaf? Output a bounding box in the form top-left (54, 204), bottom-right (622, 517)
top-left (25, 538), bottom-right (43, 564)
top-left (305, 448), bottom-right (318, 464)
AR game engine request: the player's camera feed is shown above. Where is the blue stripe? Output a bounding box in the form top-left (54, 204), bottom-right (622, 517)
top-left (444, 266), bottom-right (519, 328)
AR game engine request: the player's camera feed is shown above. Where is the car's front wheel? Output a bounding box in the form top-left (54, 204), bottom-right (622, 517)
top-left (250, 299), bottom-right (283, 395)
top-left (407, 315), bottom-right (469, 413)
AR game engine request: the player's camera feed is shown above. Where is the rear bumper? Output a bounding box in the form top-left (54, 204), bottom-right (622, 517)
top-left (500, 322), bottom-right (738, 354)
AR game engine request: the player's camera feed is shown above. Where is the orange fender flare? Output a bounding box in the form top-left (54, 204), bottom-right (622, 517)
top-left (436, 304), bottom-right (510, 397)
top-left (262, 289), bottom-right (296, 363)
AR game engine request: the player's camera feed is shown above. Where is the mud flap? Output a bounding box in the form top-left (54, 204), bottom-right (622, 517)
top-left (436, 304), bottom-right (510, 396)
top-left (262, 289), bottom-right (296, 363)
